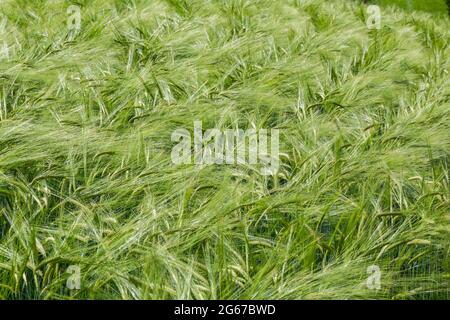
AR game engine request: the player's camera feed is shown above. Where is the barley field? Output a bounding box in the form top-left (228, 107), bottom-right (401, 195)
top-left (0, 0), bottom-right (449, 300)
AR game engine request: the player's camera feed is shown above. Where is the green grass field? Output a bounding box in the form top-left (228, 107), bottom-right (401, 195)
top-left (0, 0), bottom-right (449, 300)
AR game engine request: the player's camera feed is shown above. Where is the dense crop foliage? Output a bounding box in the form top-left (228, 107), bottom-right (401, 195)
top-left (0, 0), bottom-right (448, 299)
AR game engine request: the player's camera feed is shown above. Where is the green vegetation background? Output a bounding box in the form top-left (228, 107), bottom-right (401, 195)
top-left (0, 0), bottom-right (448, 300)
top-left (371, 0), bottom-right (448, 14)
